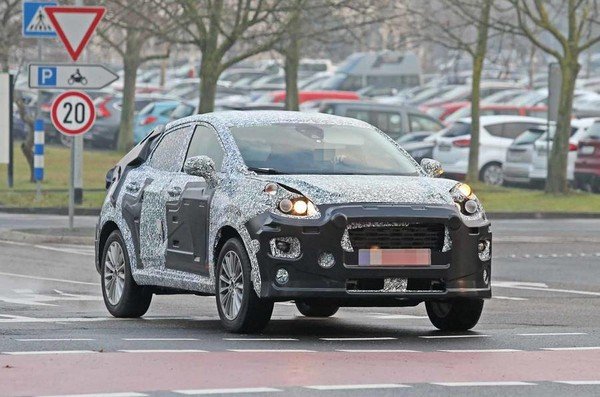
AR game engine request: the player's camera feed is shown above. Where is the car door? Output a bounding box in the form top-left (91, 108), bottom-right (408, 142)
top-left (138, 125), bottom-right (194, 269)
top-left (164, 124), bottom-right (225, 276)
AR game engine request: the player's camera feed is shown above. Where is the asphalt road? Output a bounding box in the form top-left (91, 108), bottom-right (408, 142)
top-left (1, 215), bottom-right (600, 396)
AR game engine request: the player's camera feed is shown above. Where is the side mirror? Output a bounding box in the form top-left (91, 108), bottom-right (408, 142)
top-left (184, 155), bottom-right (219, 187)
top-left (420, 158), bottom-right (444, 178)
top-left (105, 167), bottom-right (115, 190)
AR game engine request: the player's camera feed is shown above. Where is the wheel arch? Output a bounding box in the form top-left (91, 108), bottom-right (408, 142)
top-left (213, 225), bottom-right (243, 263)
top-left (479, 160), bottom-right (503, 182)
top-left (97, 220), bottom-right (120, 273)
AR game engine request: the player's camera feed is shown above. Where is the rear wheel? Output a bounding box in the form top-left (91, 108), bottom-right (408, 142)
top-left (101, 230), bottom-right (152, 318)
top-left (425, 298), bottom-right (484, 331)
top-left (295, 300), bottom-right (339, 317)
top-left (480, 162), bottom-right (503, 185)
top-left (215, 238), bottom-right (273, 333)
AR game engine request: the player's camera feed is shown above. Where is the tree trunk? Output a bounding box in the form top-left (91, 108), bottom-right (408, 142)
top-left (198, 57), bottom-right (220, 114)
top-left (117, 53), bottom-right (139, 151)
top-left (0, 47), bottom-right (8, 73)
top-left (545, 59), bottom-right (579, 194)
top-left (465, 0), bottom-right (492, 184)
top-left (15, 96), bottom-right (35, 181)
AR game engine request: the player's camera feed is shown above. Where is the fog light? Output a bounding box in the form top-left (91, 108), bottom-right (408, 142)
top-left (478, 239), bottom-right (491, 261)
top-left (318, 252), bottom-right (335, 269)
top-left (276, 268), bottom-right (289, 285)
top-left (269, 237), bottom-right (301, 259)
top-left (464, 199), bottom-right (478, 214)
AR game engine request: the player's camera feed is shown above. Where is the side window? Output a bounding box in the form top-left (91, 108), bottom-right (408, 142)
top-left (320, 104), bottom-right (335, 114)
top-left (149, 127), bottom-right (193, 172)
top-left (409, 114), bottom-right (443, 132)
top-left (503, 122), bottom-right (542, 139)
top-left (345, 108), bottom-right (371, 123)
top-left (186, 124), bottom-right (225, 171)
top-left (373, 111), bottom-right (403, 139)
top-left (485, 123), bottom-right (504, 137)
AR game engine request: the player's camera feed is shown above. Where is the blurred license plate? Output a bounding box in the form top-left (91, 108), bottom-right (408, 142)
top-left (438, 144), bottom-right (451, 151)
top-left (358, 248), bottom-right (431, 266)
top-left (580, 146), bottom-right (595, 155)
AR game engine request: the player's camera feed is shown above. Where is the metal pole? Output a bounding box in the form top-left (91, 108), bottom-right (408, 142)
top-left (69, 138), bottom-right (75, 229)
top-left (7, 74), bottom-right (14, 188)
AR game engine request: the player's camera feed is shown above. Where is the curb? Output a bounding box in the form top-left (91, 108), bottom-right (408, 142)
top-left (0, 229), bottom-right (95, 245)
top-left (0, 207), bottom-right (101, 216)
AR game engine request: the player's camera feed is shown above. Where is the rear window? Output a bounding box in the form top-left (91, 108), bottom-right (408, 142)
top-left (442, 122), bottom-right (471, 137)
top-left (513, 128), bottom-right (545, 145)
top-left (171, 103), bottom-right (195, 119)
top-left (588, 122), bottom-right (600, 139)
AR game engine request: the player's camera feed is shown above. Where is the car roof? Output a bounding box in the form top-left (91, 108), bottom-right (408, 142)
top-left (318, 100), bottom-right (425, 113)
top-left (167, 110), bottom-right (374, 130)
top-left (455, 115), bottom-right (547, 125)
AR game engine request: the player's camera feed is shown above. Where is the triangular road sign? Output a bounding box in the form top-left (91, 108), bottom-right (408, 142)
top-left (45, 6), bottom-right (106, 61)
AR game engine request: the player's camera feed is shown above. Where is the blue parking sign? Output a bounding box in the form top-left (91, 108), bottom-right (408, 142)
top-left (37, 67), bottom-right (57, 86)
top-left (22, 1), bottom-right (58, 38)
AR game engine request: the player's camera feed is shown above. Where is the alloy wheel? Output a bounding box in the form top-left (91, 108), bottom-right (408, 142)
top-left (483, 164), bottom-right (503, 185)
top-left (219, 250), bottom-right (244, 320)
top-left (104, 241), bottom-right (126, 305)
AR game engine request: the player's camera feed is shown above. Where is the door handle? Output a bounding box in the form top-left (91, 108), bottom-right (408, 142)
top-left (167, 186), bottom-right (182, 197)
top-left (125, 181), bottom-right (140, 193)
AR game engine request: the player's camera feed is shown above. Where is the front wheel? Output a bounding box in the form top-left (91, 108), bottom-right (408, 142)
top-left (295, 300), bottom-right (339, 317)
top-left (425, 298), bottom-right (484, 331)
top-left (215, 238), bottom-right (274, 333)
top-left (480, 163), bottom-right (503, 185)
top-left (101, 230), bottom-right (152, 317)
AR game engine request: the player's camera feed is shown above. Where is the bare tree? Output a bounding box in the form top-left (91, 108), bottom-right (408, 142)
top-left (505, 0), bottom-right (600, 194)
top-left (0, 0), bottom-right (21, 72)
top-left (408, 0), bottom-right (494, 184)
top-left (97, 0), bottom-right (170, 151)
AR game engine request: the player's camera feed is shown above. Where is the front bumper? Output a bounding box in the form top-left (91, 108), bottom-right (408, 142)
top-left (246, 203), bottom-right (491, 304)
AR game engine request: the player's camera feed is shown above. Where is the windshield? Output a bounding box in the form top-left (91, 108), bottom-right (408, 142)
top-left (230, 123), bottom-right (419, 175)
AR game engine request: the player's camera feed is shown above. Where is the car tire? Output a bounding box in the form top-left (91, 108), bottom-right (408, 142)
top-left (101, 230), bottom-right (152, 318)
top-left (295, 300), bottom-right (339, 317)
top-left (425, 298), bottom-right (484, 331)
top-left (480, 162), bottom-right (503, 186)
top-left (215, 238), bottom-right (274, 333)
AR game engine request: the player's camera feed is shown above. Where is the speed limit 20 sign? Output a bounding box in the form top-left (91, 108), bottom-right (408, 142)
top-left (50, 90), bottom-right (96, 136)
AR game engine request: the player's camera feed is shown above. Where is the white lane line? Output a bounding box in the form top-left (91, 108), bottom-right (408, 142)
top-left (0, 317), bottom-right (112, 323)
top-left (43, 393), bottom-right (147, 397)
top-left (0, 271), bottom-right (98, 286)
top-left (227, 349), bottom-right (315, 353)
top-left (432, 381), bottom-right (536, 387)
top-left (439, 349), bottom-right (521, 353)
top-left (541, 347), bottom-right (600, 351)
top-left (2, 350), bottom-right (97, 355)
top-left (494, 281), bottom-right (600, 297)
top-left (118, 349), bottom-right (208, 353)
top-left (493, 296), bottom-right (528, 301)
top-left (555, 380), bottom-right (600, 385)
top-left (34, 244), bottom-right (94, 256)
top-left (223, 338), bottom-right (299, 341)
top-left (174, 387), bottom-right (281, 395)
top-left (419, 335), bottom-right (490, 339)
top-left (518, 333), bottom-right (587, 336)
top-left (0, 240), bottom-right (30, 246)
top-left (122, 338), bottom-right (199, 341)
top-left (320, 337), bottom-right (396, 341)
top-left (336, 349), bottom-right (420, 353)
top-left (306, 384), bottom-right (410, 390)
top-left (17, 338), bottom-right (95, 341)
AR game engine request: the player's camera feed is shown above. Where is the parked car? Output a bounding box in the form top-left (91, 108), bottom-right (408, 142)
top-left (575, 120), bottom-right (600, 192)
top-left (529, 118), bottom-right (597, 184)
top-left (254, 90), bottom-right (360, 105)
top-left (433, 115), bottom-right (546, 185)
top-left (317, 100), bottom-right (444, 140)
top-left (134, 100), bottom-right (181, 144)
top-left (444, 103), bottom-right (548, 124)
top-left (503, 126), bottom-right (549, 186)
top-left (97, 111), bottom-right (491, 333)
top-left (397, 132), bottom-right (438, 163)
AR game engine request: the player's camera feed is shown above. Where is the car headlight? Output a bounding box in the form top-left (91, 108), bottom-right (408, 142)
top-left (278, 197), bottom-right (318, 216)
top-left (450, 183), bottom-right (480, 216)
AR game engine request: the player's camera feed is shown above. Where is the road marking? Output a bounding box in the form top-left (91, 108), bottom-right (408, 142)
top-left (419, 334), bottom-right (490, 339)
top-left (17, 338), bottom-right (95, 341)
top-left (320, 337), bottom-right (396, 341)
top-left (227, 349), bottom-right (315, 353)
top-left (336, 349), bottom-right (420, 353)
top-left (34, 244), bottom-right (94, 256)
top-left (518, 333), bottom-right (587, 336)
top-left (118, 349), bottom-right (208, 353)
top-left (0, 271), bottom-right (98, 286)
top-left (44, 393), bottom-right (147, 397)
top-left (541, 347), bottom-right (600, 351)
top-left (306, 384), bottom-right (409, 390)
top-left (174, 387), bottom-right (281, 394)
top-left (439, 349), bottom-right (521, 353)
top-left (122, 338), bottom-right (199, 341)
top-left (2, 350), bottom-right (97, 355)
top-left (494, 280), bottom-right (600, 297)
top-left (555, 380), bottom-right (600, 385)
top-left (223, 338), bottom-right (299, 341)
top-left (493, 296), bottom-right (528, 301)
top-left (0, 317), bottom-right (112, 323)
top-left (0, 239), bottom-right (29, 246)
top-left (371, 314), bottom-right (428, 319)
top-left (432, 381), bottom-right (536, 387)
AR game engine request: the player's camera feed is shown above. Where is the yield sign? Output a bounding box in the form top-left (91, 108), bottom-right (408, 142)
top-left (45, 6), bottom-right (106, 61)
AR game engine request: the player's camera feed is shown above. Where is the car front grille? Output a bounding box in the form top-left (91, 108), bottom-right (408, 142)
top-left (347, 223), bottom-right (445, 251)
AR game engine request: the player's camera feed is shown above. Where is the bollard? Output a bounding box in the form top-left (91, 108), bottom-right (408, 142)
top-left (34, 119), bottom-right (44, 200)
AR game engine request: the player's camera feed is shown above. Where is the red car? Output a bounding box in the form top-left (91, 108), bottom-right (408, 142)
top-left (258, 90), bottom-right (360, 104)
top-left (443, 103), bottom-right (548, 123)
top-left (574, 121), bottom-right (600, 192)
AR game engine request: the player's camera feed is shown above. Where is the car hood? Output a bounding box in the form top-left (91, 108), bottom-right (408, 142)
top-left (257, 174), bottom-right (457, 206)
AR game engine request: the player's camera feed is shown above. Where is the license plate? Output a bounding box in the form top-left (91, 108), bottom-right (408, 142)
top-left (358, 248), bottom-right (431, 267)
top-left (580, 146), bottom-right (595, 155)
top-left (438, 144), bottom-right (451, 151)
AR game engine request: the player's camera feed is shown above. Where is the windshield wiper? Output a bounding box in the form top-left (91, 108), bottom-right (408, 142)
top-left (247, 166), bottom-right (283, 175)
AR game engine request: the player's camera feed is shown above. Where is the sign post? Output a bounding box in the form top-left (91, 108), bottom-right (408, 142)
top-left (34, 119), bottom-right (45, 201)
top-left (50, 91), bottom-right (96, 228)
top-left (0, 74), bottom-right (13, 187)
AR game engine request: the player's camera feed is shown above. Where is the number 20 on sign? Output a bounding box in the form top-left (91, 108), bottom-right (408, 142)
top-left (50, 91), bottom-right (96, 136)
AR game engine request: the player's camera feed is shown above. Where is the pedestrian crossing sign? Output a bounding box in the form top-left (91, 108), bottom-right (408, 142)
top-left (22, 1), bottom-right (58, 38)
